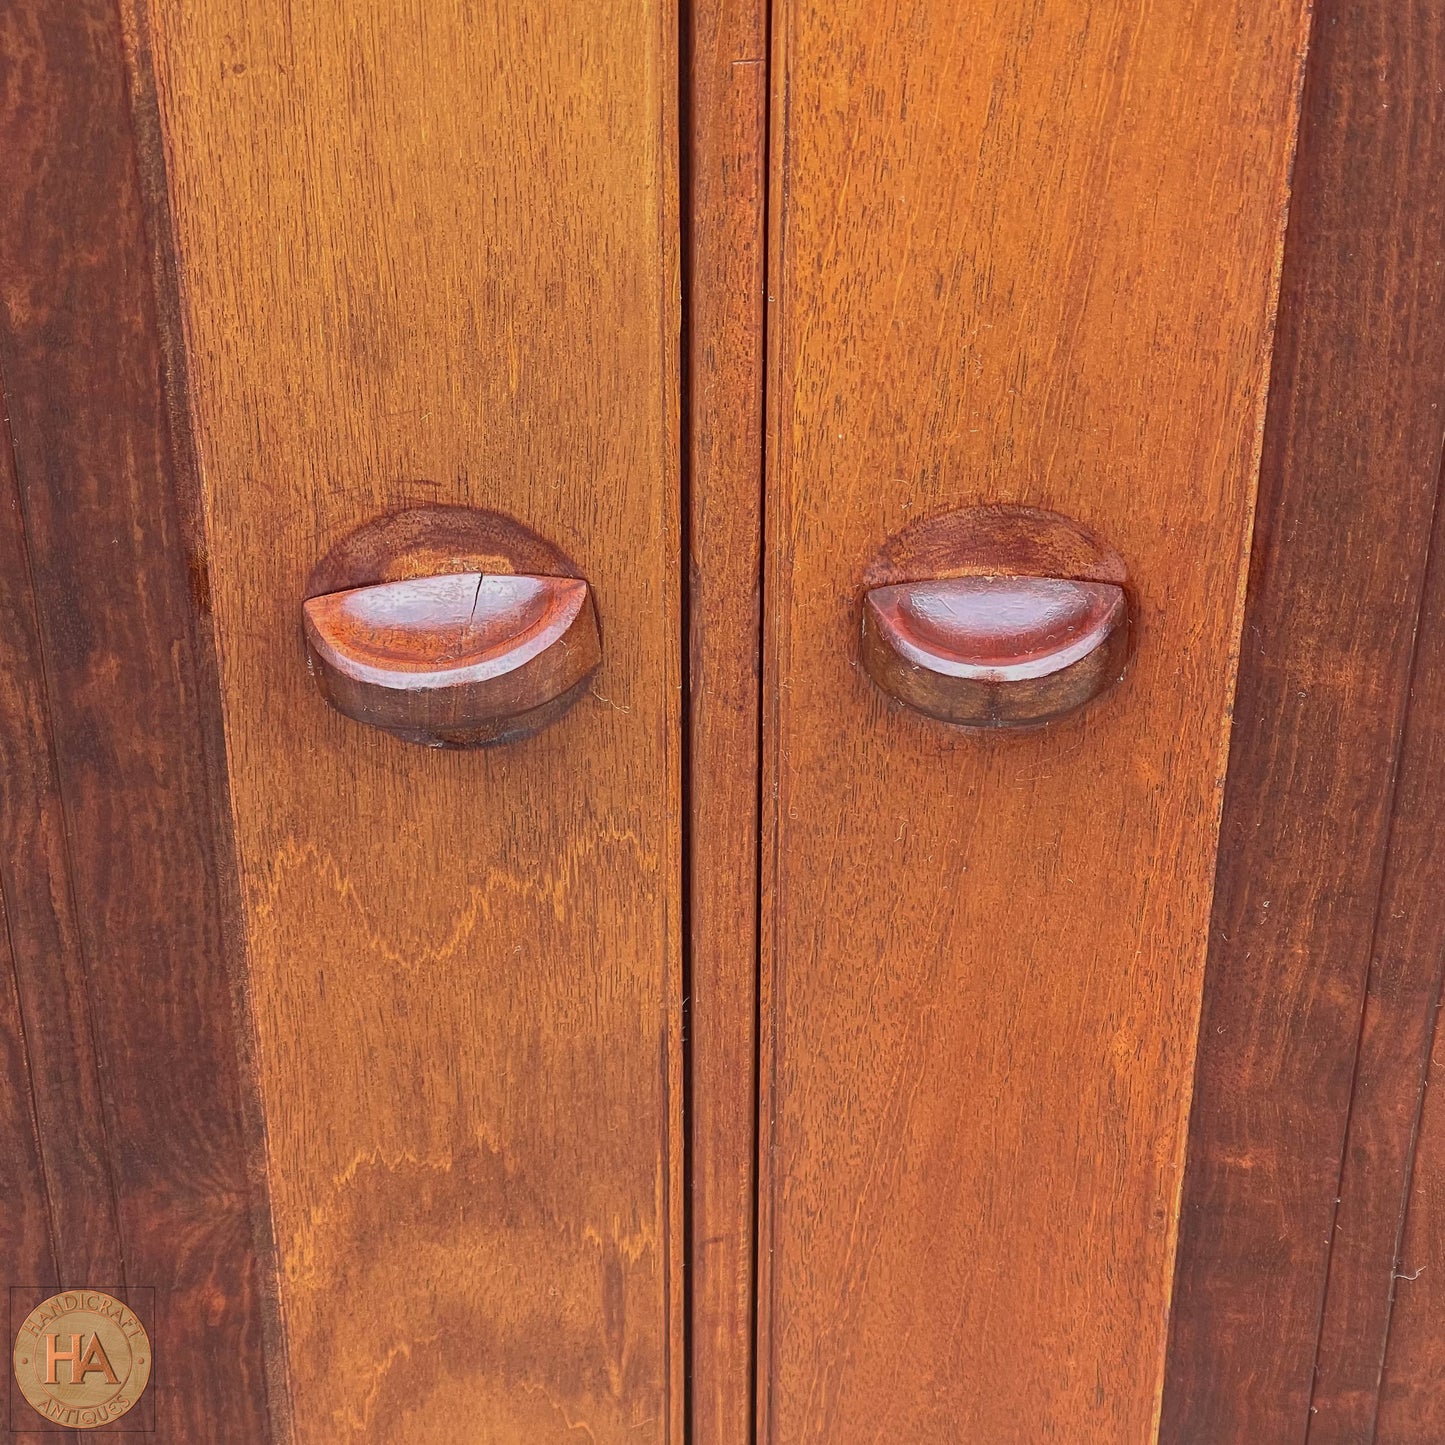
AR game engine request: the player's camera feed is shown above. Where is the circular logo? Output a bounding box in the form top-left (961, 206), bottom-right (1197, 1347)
top-left (12, 1290), bottom-right (151, 1430)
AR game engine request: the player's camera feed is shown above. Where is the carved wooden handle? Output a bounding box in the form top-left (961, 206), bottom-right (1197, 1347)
top-left (861, 575), bottom-right (1129, 728)
top-left (303, 571), bottom-right (600, 747)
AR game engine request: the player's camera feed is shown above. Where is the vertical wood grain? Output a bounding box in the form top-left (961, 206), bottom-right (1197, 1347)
top-left (0, 390), bottom-right (122, 1296)
top-left (757, 1), bottom-right (1310, 1439)
top-left (1309, 504), bottom-right (1445, 1445)
top-left (1161, 2), bottom-right (1445, 1438)
top-left (142, 1), bottom-right (684, 1440)
top-left (686, 1), bottom-right (768, 1442)
top-left (1344, 499), bottom-right (1445, 1444)
top-left (0, 883), bottom-right (54, 1298)
top-left (0, 409), bottom-right (77, 1445)
top-left (0, 2), bottom-right (281, 1440)
top-left (0, 393), bottom-right (113, 1445)
top-left (0, 902), bottom-right (74, 1444)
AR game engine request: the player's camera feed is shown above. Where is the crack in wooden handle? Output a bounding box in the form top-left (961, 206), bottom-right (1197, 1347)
top-left (302, 571), bottom-right (600, 747)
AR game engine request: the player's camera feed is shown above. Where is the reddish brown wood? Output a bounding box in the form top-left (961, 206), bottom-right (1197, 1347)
top-left (859, 506), bottom-right (1134, 727)
top-left (303, 572), bottom-right (600, 746)
top-left (302, 506), bottom-right (602, 747)
top-left (862, 577), bottom-right (1129, 727)
top-left (862, 504), bottom-right (1130, 592)
top-left (0, 393), bottom-right (123, 1301)
top-left (1161, 0), bottom-right (1445, 1438)
top-left (0, 893), bottom-right (53, 1290)
top-left (304, 502), bottom-right (584, 598)
top-left (0, 1), bottom-right (281, 1438)
top-left (686, 0), bottom-right (768, 1440)
top-left (1378, 1005), bottom-right (1445, 1441)
top-left (1375, 656), bottom-right (1445, 1433)
top-left (757, 0), bottom-right (1308, 1439)
top-left (0, 888), bottom-right (76, 1442)
top-left (1338, 493), bottom-right (1445, 1442)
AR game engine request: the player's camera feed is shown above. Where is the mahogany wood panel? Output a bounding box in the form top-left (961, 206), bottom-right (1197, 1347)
top-left (141, 0), bottom-right (683, 1439)
top-left (0, 895), bottom-right (52, 1294)
top-left (1351, 499), bottom-right (1445, 1444)
top-left (1294, 16), bottom-right (1445, 1440)
top-left (1380, 1085), bottom-right (1445, 1445)
top-left (0, 914), bottom-right (74, 1444)
top-left (0, 2), bottom-right (279, 1440)
top-left (1161, 2), bottom-right (1445, 1438)
top-left (0, 416), bottom-right (79, 1445)
top-left (685, 0), bottom-right (768, 1441)
top-left (0, 397), bottom-right (121, 1297)
top-left (1310, 501), bottom-right (1445, 1444)
top-left (758, 1), bottom-right (1310, 1440)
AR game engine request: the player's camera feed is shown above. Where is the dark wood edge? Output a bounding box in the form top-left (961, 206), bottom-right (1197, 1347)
top-left (1335, 457), bottom-right (1445, 1440)
top-left (0, 388), bottom-right (88, 1445)
top-left (119, 5), bottom-right (295, 1436)
top-left (0, 1), bottom-right (288, 1439)
top-left (1161, 1), bottom-right (1445, 1438)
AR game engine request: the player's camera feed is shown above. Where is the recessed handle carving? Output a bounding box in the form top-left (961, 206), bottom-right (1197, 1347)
top-left (860, 505), bottom-right (1133, 729)
top-left (303, 570), bottom-right (600, 747)
top-left (862, 576), bottom-right (1128, 728)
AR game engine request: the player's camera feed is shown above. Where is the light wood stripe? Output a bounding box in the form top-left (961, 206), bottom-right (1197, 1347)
top-left (144, 2), bottom-right (683, 1439)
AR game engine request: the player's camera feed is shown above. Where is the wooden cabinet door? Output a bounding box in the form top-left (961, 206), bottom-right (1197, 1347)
top-left (748, 0), bottom-right (1311, 1437)
top-left (7, 1), bottom-right (1445, 1442)
top-left (1, 1), bottom-right (681, 1441)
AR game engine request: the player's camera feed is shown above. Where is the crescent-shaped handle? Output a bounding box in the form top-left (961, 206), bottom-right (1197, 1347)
top-left (302, 571), bottom-right (601, 747)
top-left (861, 575), bottom-right (1129, 728)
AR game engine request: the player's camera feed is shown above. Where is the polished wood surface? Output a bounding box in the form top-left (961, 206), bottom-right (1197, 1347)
top-left (1309, 502), bottom-right (1445, 1445)
top-left (0, 890), bottom-right (51, 1303)
top-left (859, 506), bottom-right (1133, 728)
top-left (685, 0), bottom-right (769, 1439)
top-left (303, 573), bottom-right (600, 746)
top-left (142, 0), bottom-right (683, 1440)
top-left (758, 0), bottom-right (1309, 1439)
top-left (1161, 1), bottom-right (1445, 1438)
top-left (299, 506), bottom-right (603, 748)
top-left (862, 578), bottom-right (1129, 727)
top-left (0, 2), bottom-right (280, 1439)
